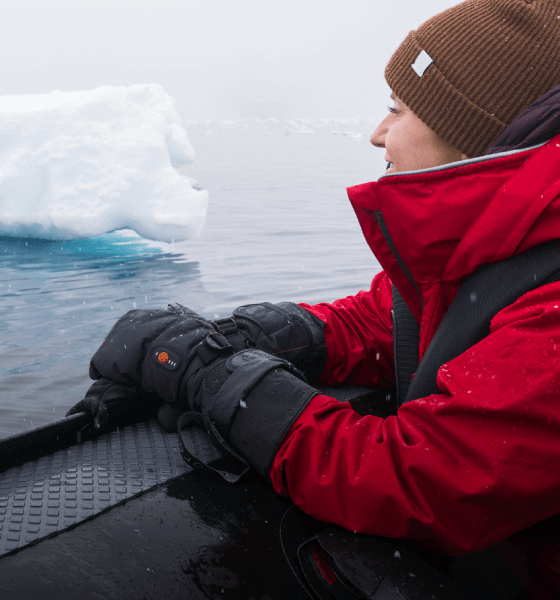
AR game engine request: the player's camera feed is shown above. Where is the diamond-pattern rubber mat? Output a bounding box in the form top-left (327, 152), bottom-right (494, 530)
top-left (0, 419), bottom-right (191, 556)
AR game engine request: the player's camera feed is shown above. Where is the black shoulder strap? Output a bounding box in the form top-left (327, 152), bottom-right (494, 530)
top-left (392, 286), bottom-right (420, 403)
top-left (401, 239), bottom-right (560, 404)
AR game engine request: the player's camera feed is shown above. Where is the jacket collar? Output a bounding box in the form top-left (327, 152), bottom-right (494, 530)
top-left (347, 136), bottom-right (560, 356)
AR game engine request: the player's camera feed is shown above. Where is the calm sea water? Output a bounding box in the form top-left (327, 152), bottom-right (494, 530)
top-left (0, 119), bottom-right (384, 437)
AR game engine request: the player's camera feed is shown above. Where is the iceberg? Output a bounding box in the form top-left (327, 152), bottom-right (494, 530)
top-left (0, 84), bottom-right (208, 242)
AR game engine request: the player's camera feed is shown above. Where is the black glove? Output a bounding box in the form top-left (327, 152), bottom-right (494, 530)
top-left (88, 302), bottom-right (233, 411)
top-left (184, 348), bottom-right (318, 480)
top-left (65, 377), bottom-right (139, 432)
top-left (211, 302), bottom-right (327, 383)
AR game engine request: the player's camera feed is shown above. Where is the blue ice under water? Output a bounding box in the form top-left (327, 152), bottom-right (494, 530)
top-left (0, 230), bottom-right (204, 435)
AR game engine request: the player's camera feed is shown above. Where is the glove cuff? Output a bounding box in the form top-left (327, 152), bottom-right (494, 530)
top-left (201, 349), bottom-right (318, 479)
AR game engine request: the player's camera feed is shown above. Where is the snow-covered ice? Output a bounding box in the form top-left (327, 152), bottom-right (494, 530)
top-left (0, 84), bottom-right (208, 242)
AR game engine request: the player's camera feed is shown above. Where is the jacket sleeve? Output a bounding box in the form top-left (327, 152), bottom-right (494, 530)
top-left (271, 282), bottom-right (560, 555)
top-left (299, 270), bottom-right (395, 387)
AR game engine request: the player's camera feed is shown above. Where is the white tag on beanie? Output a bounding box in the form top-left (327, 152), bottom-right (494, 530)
top-left (412, 50), bottom-right (433, 77)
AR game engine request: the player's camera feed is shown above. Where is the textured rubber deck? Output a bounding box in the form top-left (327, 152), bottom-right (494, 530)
top-left (0, 386), bottom-right (386, 560)
top-left (0, 418), bottom-right (191, 556)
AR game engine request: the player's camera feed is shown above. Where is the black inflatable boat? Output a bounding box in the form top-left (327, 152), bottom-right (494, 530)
top-left (0, 387), bottom-right (544, 599)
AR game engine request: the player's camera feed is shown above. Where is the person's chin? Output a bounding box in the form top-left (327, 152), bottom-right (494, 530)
top-left (385, 165), bottom-right (396, 174)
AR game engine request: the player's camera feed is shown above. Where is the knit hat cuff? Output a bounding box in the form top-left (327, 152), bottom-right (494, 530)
top-left (385, 32), bottom-right (507, 158)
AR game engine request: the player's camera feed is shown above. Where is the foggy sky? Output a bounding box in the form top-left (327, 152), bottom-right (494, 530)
top-left (0, 0), bottom-right (458, 120)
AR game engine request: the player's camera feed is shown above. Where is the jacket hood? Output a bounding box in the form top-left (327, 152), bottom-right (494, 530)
top-left (347, 135), bottom-right (560, 357)
top-left (486, 82), bottom-right (560, 155)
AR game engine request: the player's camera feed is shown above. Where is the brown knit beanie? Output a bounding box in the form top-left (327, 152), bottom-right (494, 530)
top-left (385, 0), bottom-right (560, 157)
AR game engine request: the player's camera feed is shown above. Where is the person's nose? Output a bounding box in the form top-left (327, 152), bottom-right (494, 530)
top-left (370, 114), bottom-right (390, 148)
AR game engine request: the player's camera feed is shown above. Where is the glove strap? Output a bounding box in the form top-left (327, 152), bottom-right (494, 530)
top-left (177, 411), bottom-right (249, 483)
top-left (201, 349), bottom-right (318, 480)
top-left (211, 317), bottom-right (247, 351)
top-left (183, 331), bottom-right (234, 383)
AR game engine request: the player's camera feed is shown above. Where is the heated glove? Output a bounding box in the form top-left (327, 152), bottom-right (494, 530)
top-left (79, 300), bottom-right (325, 440)
top-left (88, 302), bottom-right (233, 412)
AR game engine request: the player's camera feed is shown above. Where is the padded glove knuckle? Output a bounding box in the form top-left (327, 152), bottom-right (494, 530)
top-left (230, 302), bottom-right (327, 382)
top-left (167, 302), bottom-right (200, 317)
top-left (90, 305), bottom-right (213, 386)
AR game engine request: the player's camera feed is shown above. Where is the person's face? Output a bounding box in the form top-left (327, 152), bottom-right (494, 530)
top-left (370, 93), bottom-right (467, 175)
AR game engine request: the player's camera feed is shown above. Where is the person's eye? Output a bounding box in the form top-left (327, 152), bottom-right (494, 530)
top-left (387, 105), bottom-right (400, 114)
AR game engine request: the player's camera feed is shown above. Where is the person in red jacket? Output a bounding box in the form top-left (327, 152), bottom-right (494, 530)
top-left (68, 0), bottom-right (560, 597)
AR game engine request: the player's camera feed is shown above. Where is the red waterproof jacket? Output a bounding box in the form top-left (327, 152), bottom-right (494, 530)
top-left (270, 136), bottom-right (560, 560)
